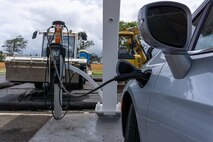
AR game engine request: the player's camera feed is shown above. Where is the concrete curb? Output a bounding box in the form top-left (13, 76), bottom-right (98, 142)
top-left (0, 82), bottom-right (22, 89)
top-left (0, 101), bottom-right (96, 111)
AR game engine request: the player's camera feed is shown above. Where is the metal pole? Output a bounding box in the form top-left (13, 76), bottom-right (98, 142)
top-left (54, 84), bottom-right (62, 118)
top-left (95, 0), bottom-right (121, 115)
top-left (53, 55), bottom-right (63, 119)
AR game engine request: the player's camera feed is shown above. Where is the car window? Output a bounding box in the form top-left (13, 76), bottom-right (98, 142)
top-left (42, 35), bottom-right (75, 57)
top-left (194, 6), bottom-right (213, 50)
top-left (192, 11), bottom-right (203, 35)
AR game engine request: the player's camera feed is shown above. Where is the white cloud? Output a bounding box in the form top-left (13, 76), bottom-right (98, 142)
top-left (0, 0), bottom-right (204, 56)
top-left (0, 0), bottom-right (103, 55)
top-left (120, 0), bottom-right (204, 21)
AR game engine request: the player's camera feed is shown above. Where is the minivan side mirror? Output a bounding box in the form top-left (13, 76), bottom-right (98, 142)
top-left (138, 2), bottom-right (192, 79)
top-left (78, 32), bottom-right (87, 41)
top-left (138, 2), bottom-right (192, 53)
top-left (32, 31), bottom-right (38, 39)
top-left (81, 33), bottom-right (87, 40)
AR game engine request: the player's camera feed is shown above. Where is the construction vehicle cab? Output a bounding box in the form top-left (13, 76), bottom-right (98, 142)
top-left (118, 27), bottom-right (148, 69)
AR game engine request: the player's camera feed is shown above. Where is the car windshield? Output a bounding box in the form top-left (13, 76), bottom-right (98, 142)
top-left (119, 35), bottom-right (133, 49)
top-left (42, 35), bottom-right (75, 58)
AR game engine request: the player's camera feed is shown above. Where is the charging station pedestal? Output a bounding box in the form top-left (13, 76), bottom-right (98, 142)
top-left (47, 42), bottom-right (65, 119)
top-left (95, 0), bottom-right (121, 116)
top-left (54, 84), bottom-right (62, 118)
top-left (53, 55), bottom-right (64, 119)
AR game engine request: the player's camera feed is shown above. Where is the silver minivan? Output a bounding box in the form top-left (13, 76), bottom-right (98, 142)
top-left (120, 0), bottom-right (213, 141)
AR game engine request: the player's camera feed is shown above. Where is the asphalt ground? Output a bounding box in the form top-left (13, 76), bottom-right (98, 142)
top-left (0, 77), bottom-right (123, 111)
top-left (0, 83), bottom-right (100, 110)
top-left (0, 112), bottom-right (52, 142)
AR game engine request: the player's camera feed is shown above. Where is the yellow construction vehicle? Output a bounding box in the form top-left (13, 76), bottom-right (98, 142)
top-left (118, 27), bottom-right (147, 68)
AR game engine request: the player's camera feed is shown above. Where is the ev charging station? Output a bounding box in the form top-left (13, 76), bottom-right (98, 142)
top-left (46, 21), bottom-right (67, 119)
top-left (49, 0), bottom-right (121, 119)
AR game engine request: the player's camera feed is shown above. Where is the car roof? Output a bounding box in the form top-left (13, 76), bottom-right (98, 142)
top-left (192, 0), bottom-right (209, 20)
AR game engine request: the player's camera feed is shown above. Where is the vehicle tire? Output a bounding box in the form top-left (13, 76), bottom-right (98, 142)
top-left (78, 76), bottom-right (84, 89)
top-left (124, 104), bottom-right (140, 142)
top-left (34, 82), bottom-right (43, 89)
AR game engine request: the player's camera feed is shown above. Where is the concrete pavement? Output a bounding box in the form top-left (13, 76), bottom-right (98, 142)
top-left (30, 112), bottom-right (123, 142)
top-left (0, 111), bottom-right (124, 142)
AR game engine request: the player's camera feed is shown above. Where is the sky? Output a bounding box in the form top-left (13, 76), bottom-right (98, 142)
top-left (0, 0), bottom-right (204, 56)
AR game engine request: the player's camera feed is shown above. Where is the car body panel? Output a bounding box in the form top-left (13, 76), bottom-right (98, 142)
top-left (124, 53), bottom-right (213, 142)
top-left (122, 51), bottom-right (165, 141)
top-left (146, 52), bottom-right (213, 142)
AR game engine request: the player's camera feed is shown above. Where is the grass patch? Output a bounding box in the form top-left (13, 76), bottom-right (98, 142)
top-left (0, 69), bottom-right (5, 75)
top-left (92, 70), bottom-right (102, 77)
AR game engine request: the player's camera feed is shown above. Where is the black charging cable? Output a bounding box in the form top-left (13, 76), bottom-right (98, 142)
top-left (67, 70), bottom-right (149, 98)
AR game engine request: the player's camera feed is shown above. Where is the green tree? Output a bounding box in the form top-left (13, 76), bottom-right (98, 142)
top-left (78, 31), bottom-right (94, 50)
top-left (119, 21), bottom-right (138, 31)
top-left (2, 35), bottom-right (27, 56)
top-left (79, 40), bottom-right (94, 50)
top-left (90, 53), bottom-right (101, 63)
top-left (0, 51), bottom-right (5, 62)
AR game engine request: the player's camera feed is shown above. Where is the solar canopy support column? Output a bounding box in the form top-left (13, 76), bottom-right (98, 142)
top-left (95, 0), bottom-right (121, 115)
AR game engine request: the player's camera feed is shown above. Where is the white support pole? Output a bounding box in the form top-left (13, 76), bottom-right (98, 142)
top-left (95, 0), bottom-right (121, 115)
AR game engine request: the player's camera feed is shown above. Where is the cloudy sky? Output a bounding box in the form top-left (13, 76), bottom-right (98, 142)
top-left (0, 0), bottom-right (204, 56)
